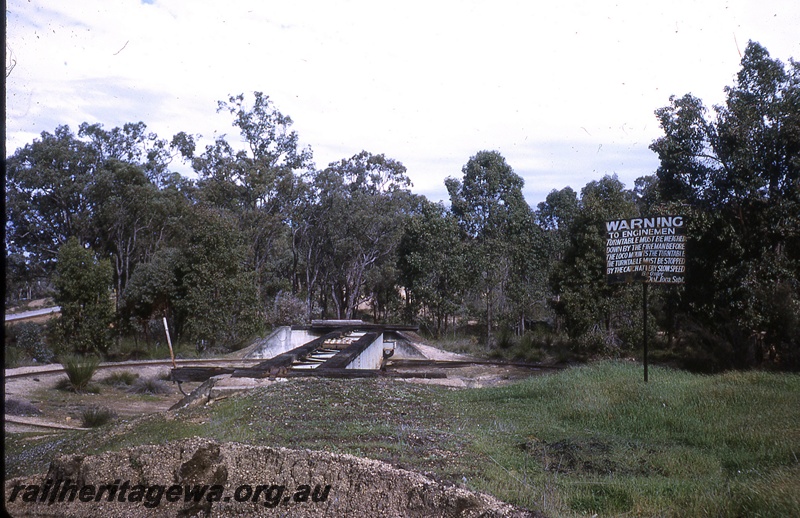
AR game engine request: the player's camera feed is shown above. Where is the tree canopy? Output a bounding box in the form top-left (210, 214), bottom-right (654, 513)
top-left (6, 47), bottom-right (799, 370)
top-left (649, 41), bottom-right (799, 368)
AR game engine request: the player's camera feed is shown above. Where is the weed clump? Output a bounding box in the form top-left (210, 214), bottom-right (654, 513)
top-left (102, 370), bottom-right (139, 388)
top-left (129, 377), bottom-right (171, 395)
top-left (81, 406), bottom-right (117, 428)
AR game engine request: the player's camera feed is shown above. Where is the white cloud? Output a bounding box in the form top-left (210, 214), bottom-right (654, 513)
top-left (6, 0), bottom-right (800, 206)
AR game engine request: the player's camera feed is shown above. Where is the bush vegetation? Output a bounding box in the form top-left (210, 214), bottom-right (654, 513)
top-left (128, 377), bottom-right (171, 395)
top-left (80, 406), bottom-right (117, 428)
top-left (101, 370), bottom-right (139, 387)
top-left (4, 42), bottom-right (798, 372)
top-left (4, 322), bottom-right (56, 368)
top-left (59, 354), bottom-right (101, 392)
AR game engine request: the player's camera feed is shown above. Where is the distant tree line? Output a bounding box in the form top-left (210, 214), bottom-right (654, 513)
top-left (5, 42), bottom-right (798, 369)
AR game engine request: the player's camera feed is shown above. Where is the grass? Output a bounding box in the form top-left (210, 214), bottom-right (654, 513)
top-left (447, 362), bottom-right (800, 516)
top-left (5, 361), bottom-right (799, 516)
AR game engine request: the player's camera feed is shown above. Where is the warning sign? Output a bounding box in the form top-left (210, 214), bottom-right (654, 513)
top-left (605, 216), bottom-right (686, 284)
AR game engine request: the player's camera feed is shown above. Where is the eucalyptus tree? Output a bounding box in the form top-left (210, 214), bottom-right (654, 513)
top-left (81, 123), bottom-right (194, 315)
top-left (78, 121), bottom-right (174, 186)
top-left (506, 205), bottom-right (548, 334)
top-left (121, 246), bottom-right (182, 344)
top-left (446, 150), bottom-right (534, 346)
top-left (6, 121), bottom-right (191, 310)
top-left (179, 92), bottom-right (314, 304)
top-left (397, 199), bottom-right (467, 335)
top-left (121, 204), bottom-right (256, 350)
top-left (170, 204), bottom-right (262, 350)
top-left (5, 125), bottom-right (99, 272)
top-left (89, 160), bottom-right (173, 310)
top-left (536, 187), bottom-right (579, 262)
top-left (291, 180), bottom-right (329, 319)
top-left (550, 175), bottom-right (638, 346)
top-left (305, 151), bottom-right (416, 320)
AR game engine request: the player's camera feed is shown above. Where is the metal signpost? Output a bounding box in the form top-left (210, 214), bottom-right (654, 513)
top-left (605, 216), bottom-right (686, 382)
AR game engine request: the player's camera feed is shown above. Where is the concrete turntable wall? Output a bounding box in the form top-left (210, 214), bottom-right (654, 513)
top-left (346, 333), bottom-right (384, 370)
top-left (243, 326), bottom-right (426, 364)
top-left (244, 327), bottom-right (317, 360)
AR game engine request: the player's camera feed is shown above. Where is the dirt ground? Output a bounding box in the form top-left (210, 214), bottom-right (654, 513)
top-left (4, 341), bottom-right (550, 433)
top-left (4, 364), bottom-right (203, 432)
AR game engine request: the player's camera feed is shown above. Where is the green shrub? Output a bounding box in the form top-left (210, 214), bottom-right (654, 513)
top-left (59, 354), bottom-right (101, 392)
top-left (53, 238), bottom-right (114, 356)
top-left (80, 406), bottom-right (116, 428)
top-left (5, 345), bottom-right (22, 369)
top-left (14, 322), bottom-right (55, 364)
top-left (496, 328), bottom-right (515, 349)
top-left (5, 322), bottom-right (56, 366)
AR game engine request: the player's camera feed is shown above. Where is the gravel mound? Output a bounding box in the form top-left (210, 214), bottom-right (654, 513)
top-left (5, 437), bottom-right (539, 517)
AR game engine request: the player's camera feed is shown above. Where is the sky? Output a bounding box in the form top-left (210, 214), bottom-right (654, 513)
top-left (6, 0), bottom-right (800, 206)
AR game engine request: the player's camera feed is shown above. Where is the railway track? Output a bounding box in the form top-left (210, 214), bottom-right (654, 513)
top-left (5, 356), bottom-right (563, 382)
top-left (4, 357), bottom-right (264, 380)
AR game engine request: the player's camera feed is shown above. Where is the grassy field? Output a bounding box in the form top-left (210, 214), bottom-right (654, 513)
top-left (6, 361), bottom-right (799, 516)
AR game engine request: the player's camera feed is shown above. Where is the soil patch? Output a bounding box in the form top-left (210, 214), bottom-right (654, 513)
top-left (4, 365), bottom-right (200, 432)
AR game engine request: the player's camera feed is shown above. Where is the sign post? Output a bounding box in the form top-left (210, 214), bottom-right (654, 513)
top-left (605, 216), bottom-right (686, 382)
top-left (643, 281), bottom-right (648, 383)
top-left (163, 316), bottom-right (176, 369)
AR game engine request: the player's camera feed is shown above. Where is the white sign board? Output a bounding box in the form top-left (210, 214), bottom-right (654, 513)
top-left (606, 216), bottom-right (686, 284)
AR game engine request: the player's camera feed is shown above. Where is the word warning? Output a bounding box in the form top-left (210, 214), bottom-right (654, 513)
top-left (605, 216), bottom-right (686, 285)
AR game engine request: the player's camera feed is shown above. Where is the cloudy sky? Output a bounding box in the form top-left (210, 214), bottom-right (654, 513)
top-left (6, 0), bottom-right (799, 205)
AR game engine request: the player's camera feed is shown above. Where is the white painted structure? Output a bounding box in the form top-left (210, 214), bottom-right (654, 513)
top-left (346, 333), bottom-right (384, 370)
top-left (244, 326), bottom-right (317, 359)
